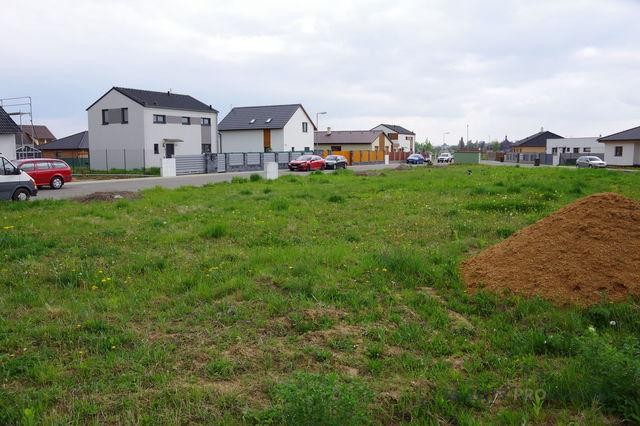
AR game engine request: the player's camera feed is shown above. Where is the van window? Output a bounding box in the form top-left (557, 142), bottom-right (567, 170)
top-left (1, 158), bottom-right (16, 175)
top-left (20, 162), bottom-right (35, 171)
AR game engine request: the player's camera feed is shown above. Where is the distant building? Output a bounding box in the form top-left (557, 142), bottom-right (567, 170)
top-left (19, 125), bottom-right (56, 146)
top-left (546, 137), bottom-right (603, 166)
top-left (39, 131), bottom-right (89, 161)
top-left (598, 125), bottom-right (640, 166)
top-left (218, 104), bottom-right (316, 152)
top-left (314, 129), bottom-right (393, 152)
top-left (87, 87), bottom-right (218, 170)
top-left (499, 136), bottom-right (514, 152)
top-left (371, 124), bottom-right (416, 152)
top-left (512, 130), bottom-right (563, 154)
top-left (0, 107), bottom-right (22, 159)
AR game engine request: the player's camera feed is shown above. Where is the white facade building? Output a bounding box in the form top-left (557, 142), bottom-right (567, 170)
top-left (314, 130), bottom-right (392, 151)
top-left (598, 125), bottom-right (640, 166)
top-left (218, 104), bottom-right (315, 152)
top-left (0, 107), bottom-right (21, 160)
top-left (87, 87), bottom-right (218, 170)
top-left (371, 124), bottom-right (416, 152)
top-left (545, 137), bottom-right (604, 166)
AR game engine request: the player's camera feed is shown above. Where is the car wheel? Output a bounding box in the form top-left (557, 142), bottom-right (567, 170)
top-left (12, 188), bottom-right (30, 202)
top-left (50, 176), bottom-right (64, 189)
top-left (589, 164), bottom-right (593, 168)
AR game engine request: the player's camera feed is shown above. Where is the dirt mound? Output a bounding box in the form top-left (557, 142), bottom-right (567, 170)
top-left (461, 193), bottom-right (640, 306)
top-left (74, 191), bottom-right (141, 202)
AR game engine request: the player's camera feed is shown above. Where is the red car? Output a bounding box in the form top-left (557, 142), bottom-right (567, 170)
top-left (288, 155), bottom-right (326, 171)
top-left (17, 159), bottom-right (72, 190)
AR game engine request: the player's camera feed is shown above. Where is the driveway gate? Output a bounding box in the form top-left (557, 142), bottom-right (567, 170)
top-left (175, 155), bottom-right (206, 175)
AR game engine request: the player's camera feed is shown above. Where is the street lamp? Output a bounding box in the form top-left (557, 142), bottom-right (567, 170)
top-left (315, 112), bottom-right (327, 152)
top-left (442, 131), bottom-right (450, 145)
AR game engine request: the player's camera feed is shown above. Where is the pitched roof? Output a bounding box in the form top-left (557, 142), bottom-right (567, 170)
top-left (39, 131), bottom-right (89, 151)
top-left (19, 125), bottom-right (55, 140)
top-left (314, 130), bottom-right (387, 145)
top-left (0, 107), bottom-right (21, 134)
top-left (375, 124), bottom-right (415, 135)
top-left (514, 130), bottom-right (563, 147)
top-left (87, 87), bottom-right (218, 113)
top-left (598, 125), bottom-right (640, 142)
top-left (219, 104), bottom-right (316, 131)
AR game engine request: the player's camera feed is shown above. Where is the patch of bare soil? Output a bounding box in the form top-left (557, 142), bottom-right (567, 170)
top-left (394, 164), bottom-right (412, 170)
top-left (74, 191), bottom-right (141, 202)
top-left (462, 192), bottom-right (640, 306)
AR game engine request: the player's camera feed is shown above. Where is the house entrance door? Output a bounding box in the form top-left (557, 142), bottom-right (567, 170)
top-left (165, 143), bottom-right (175, 158)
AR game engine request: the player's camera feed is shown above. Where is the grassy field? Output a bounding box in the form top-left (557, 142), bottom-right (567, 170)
top-left (1, 165), bottom-right (640, 424)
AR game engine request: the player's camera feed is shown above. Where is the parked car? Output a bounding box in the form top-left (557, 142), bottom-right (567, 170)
top-left (437, 152), bottom-right (454, 163)
top-left (324, 155), bottom-right (348, 170)
top-left (17, 159), bottom-right (72, 189)
top-left (406, 153), bottom-right (427, 164)
top-left (288, 155), bottom-right (326, 171)
top-left (576, 156), bottom-right (607, 168)
top-left (0, 155), bottom-right (38, 201)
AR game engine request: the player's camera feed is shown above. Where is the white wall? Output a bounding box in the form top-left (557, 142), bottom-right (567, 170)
top-left (88, 89), bottom-right (145, 170)
top-left (142, 107), bottom-right (217, 168)
top-left (0, 134), bottom-right (16, 160)
top-left (220, 130), bottom-right (263, 152)
top-left (283, 107), bottom-right (314, 151)
top-left (603, 142), bottom-right (639, 166)
top-left (546, 137), bottom-right (603, 165)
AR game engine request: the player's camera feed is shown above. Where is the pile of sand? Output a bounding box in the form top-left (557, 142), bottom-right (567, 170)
top-left (461, 193), bottom-right (640, 306)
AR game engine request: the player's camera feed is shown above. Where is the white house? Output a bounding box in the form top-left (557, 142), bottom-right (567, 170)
top-left (87, 87), bottom-right (218, 170)
top-left (546, 137), bottom-right (604, 166)
top-left (218, 104), bottom-right (316, 152)
top-left (0, 107), bottom-right (22, 160)
top-left (314, 129), bottom-right (392, 152)
top-left (598, 125), bottom-right (640, 166)
top-left (371, 124), bottom-right (416, 152)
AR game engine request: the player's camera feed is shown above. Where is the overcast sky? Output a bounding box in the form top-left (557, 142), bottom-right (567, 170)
top-left (2, 0), bottom-right (639, 144)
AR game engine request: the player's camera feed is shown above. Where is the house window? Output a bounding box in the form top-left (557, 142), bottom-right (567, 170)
top-left (102, 109), bottom-right (109, 125)
top-left (181, 116), bottom-right (191, 125)
top-left (615, 146), bottom-right (623, 157)
top-left (551, 147), bottom-right (558, 155)
top-left (153, 114), bottom-right (166, 124)
top-left (583, 147), bottom-right (591, 153)
top-left (201, 117), bottom-right (211, 126)
top-left (302, 122), bottom-right (308, 133)
top-left (121, 108), bottom-right (128, 124)
top-left (331, 145), bottom-right (342, 151)
top-left (573, 147), bottom-right (579, 154)
top-left (153, 143), bottom-right (159, 154)
top-left (201, 144), bottom-right (212, 154)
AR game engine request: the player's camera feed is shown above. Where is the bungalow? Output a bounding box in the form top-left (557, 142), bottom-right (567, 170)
top-left (314, 129), bottom-right (392, 152)
top-left (218, 104), bottom-right (316, 153)
top-left (87, 87), bottom-right (218, 170)
top-left (39, 131), bottom-right (89, 162)
top-left (546, 137), bottom-right (604, 166)
top-left (512, 130), bottom-right (563, 154)
top-left (598, 125), bottom-right (640, 166)
top-left (371, 124), bottom-right (416, 152)
top-left (19, 125), bottom-right (56, 145)
top-left (0, 107), bottom-right (21, 160)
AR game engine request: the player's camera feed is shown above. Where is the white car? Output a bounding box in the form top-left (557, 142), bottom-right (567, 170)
top-left (437, 152), bottom-right (454, 163)
top-left (576, 156), bottom-right (607, 168)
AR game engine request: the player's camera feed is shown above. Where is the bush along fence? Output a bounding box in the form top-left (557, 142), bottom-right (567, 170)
top-left (171, 150), bottom-right (411, 175)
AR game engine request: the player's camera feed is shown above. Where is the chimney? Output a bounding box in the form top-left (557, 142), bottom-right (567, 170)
top-left (326, 127), bottom-right (331, 135)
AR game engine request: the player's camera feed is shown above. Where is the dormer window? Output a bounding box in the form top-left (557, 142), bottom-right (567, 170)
top-left (265, 118), bottom-right (272, 123)
top-left (249, 118), bottom-right (256, 124)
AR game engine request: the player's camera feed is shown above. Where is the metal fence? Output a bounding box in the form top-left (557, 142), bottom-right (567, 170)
top-left (504, 152), bottom-right (554, 165)
top-left (557, 152), bottom-right (604, 166)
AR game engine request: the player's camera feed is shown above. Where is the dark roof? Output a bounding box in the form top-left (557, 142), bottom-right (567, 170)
top-left (39, 131), bottom-right (89, 151)
top-left (314, 130), bottom-right (387, 145)
top-left (375, 124), bottom-right (415, 136)
top-left (0, 107), bottom-right (21, 134)
top-left (514, 130), bottom-right (563, 147)
top-left (87, 87), bottom-right (218, 113)
top-left (19, 125), bottom-right (55, 140)
top-left (598, 125), bottom-right (640, 142)
top-left (218, 104), bottom-right (317, 131)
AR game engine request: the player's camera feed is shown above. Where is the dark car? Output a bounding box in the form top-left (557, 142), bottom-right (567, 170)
top-left (406, 153), bottom-right (427, 164)
top-left (17, 159), bottom-right (73, 189)
top-left (324, 155), bottom-right (348, 170)
top-left (288, 155), bottom-right (326, 171)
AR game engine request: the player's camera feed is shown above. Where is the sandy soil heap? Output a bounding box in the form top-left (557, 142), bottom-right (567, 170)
top-left (462, 192), bottom-right (640, 306)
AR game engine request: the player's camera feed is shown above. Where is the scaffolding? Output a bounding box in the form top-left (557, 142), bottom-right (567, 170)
top-left (0, 96), bottom-right (35, 148)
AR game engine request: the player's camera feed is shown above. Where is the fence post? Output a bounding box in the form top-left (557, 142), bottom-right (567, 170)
top-left (123, 149), bottom-right (127, 171)
top-left (105, 149), bottom-right (109, 172)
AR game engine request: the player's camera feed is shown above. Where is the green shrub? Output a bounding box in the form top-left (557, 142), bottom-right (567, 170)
top-left (250, 173), bottom-right (263, 182)
top-left (231, 176), bottom-right (248, 184)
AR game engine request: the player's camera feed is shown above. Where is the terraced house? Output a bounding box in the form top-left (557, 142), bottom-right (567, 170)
top-left (87, 87), bottom-right (218, 170)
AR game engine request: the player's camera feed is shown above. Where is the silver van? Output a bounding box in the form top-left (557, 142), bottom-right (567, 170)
top-left (0, 155), bottom-right (38, 201)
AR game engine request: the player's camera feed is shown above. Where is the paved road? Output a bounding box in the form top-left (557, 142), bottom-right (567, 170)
top-left (35, 163), bottom-right (402, 200)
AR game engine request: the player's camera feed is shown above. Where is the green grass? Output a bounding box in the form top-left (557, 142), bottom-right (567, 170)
top-left (1, 165), bottom-right (640, 424)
